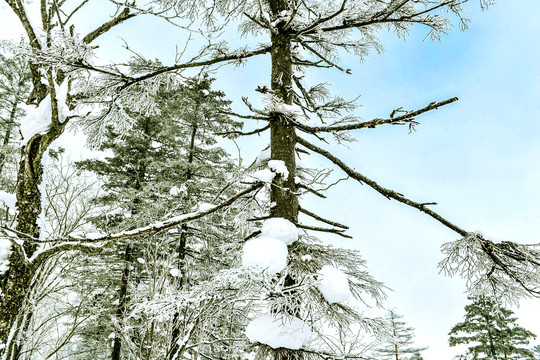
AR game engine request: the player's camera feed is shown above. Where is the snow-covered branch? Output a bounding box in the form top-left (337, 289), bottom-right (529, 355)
top-left (29, 183), bottom-right (264, 267)
top-left (440, 233), bottom-right (540, 302)
top-left (295, 97), bottom-right (458, 134)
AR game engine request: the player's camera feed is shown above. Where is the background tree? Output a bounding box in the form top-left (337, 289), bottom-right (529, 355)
top-left (375, 309), bottom-right (427, 360)
top-left (449, 296), bottom-right (536, 360)
top-left (72, 76), bottom-right (249, 360)
top-left (0, 53), bottom-right (31, 224)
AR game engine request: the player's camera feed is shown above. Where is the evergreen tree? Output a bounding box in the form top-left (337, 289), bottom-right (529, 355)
top-left (72, 75), bottom-right (247, 360)
top-left (532, 345), bottom-right (540, 360)
top-left (0, 53), bottom-right (31, 224)
top-left (375, 310), bottom-right (427, 360)
top-left (449, 296), bottom-right (536, 360)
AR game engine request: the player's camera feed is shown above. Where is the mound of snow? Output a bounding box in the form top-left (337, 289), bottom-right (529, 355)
top-left (252, 168), bottom-right (275, 183)
top-left (261, 218), bottom-right (298, 245)
top-left (246, 314), bottom-right (311, 350)
top-left (317, 265), bottom-right (351, 304)
top-left (169, 268), bottom-right (181, 277)
top-left (242, 237), bottom-right (288, 274)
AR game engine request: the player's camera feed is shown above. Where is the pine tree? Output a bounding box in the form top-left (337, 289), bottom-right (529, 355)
top-left (0, 54), bottom-right (31, 224)
top-left (72, 75), bottom-right (247, 360)
top-left (375, 310), bottom-right (427, 360)
top-left (449, 296), bottom-right (536, 360)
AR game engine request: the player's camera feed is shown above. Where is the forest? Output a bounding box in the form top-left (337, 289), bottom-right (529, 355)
top-left (0, 0), bottom-right (539, 359)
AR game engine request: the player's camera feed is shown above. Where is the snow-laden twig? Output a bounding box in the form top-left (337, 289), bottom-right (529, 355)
top-left (440, 233), bottom-right (540, 302)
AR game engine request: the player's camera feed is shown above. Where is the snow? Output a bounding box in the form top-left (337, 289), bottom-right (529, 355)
top-left (246, 314), bottom-right (311, 349)
top-left (301, 255), bottom-right (312, 261)
top-left (268, 160), bottom-right (289, 180)
top-left (198, 203), bottom-right (215, 212)
top-left (0, 191), bottom-right (16, 209)
top-left (256, 148), bottom-right (271, 163)
top-left (317, 265), bottom-right (351, 304)
top-left (252, 168), bottom-right (276, 183)
top-left (170, 186), bottom-right (180, 196)
top-left (261, 218), bottom-right (298, 245)
top-left (242, 236), bottom-right (288, 274)
top-left (85, 232), bottom-right (105, 240)
top-left (251, 161), bottom-right (290, 183)
top-left (137, 257), bottom-right (146, 264)
top-left (21, 100), bottom-right (52, 146)
top-left (201, 89), bottom-right (210, 96)
top-left (20, 83), bottom-right (70, 146)
top-left (169, 268), bottom-right (181, 277)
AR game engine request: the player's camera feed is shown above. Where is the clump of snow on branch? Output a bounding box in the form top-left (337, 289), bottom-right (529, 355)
top-left (0, 191), bottom-right (16, 209)
top-left (252, 168), bottom-right (275, 183)
top-left (268, 160), bottom-right (289, 180)
top-left (20, 82), bottom-right (70, 145)
top-left (169, 268), bottom-right (181, 277)
top-left (261, 218), bottom-right (298, 245)
top-left (439, 232), bottom-right (540, 303)
top-left (242, 236), bottom-right (288, 274)
top-left (262, 94), bottom-right (305, 120)
top-left (318, 265), bottom-right (352, 304)
top-left (246, 314), bottom-right (311, 350)
top-left (255, 148), bottom-right (271, 164)
top-left (250, 160), bottom-right (289, 183)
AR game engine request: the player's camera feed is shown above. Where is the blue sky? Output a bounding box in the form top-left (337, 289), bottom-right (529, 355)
top-left (1, 0), bottom-right (539, 358)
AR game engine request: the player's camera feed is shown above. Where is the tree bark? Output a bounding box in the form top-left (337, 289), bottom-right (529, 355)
top-left (268, 0), bottom-right (297, 223)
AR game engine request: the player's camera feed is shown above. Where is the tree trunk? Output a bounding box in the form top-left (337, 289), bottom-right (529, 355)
top-left (0, 78), bottom-right (64, 356)
top-left (111, 244), bottom-right (133, 360)
top-left (268, 0), bottom-right (297, 223)
top-left (168, 123), bottom-right (196, 360)
top-left (0, 136), bottom-right (45, 350)
top-left (267, 2), bottom-right (301, 359)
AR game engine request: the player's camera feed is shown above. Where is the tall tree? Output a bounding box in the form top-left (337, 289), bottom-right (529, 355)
top-left (73, 76), bottom-right (246, 360)
top-left (449, 296), bottom-right (536, 360)
top-left (0, 54), bottom-right (30, 176)
top-left (375, 310), bottom-right (427, 360)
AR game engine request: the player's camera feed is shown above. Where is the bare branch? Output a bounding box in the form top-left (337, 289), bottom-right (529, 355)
top-left (297, 223), bottom-right (352, 239)
top-left (82, 7), bottom-right (138, 44)
top-left (296, 136), bottom-right (468, 237)
top-left (298, 206), bottom-right (349, 229)
top-left (219, 110), bottom-right (270, 121)
top-left (297, 183), bottom-right (327, 198)
top-left (216, 124), bottom-right (270, 137)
